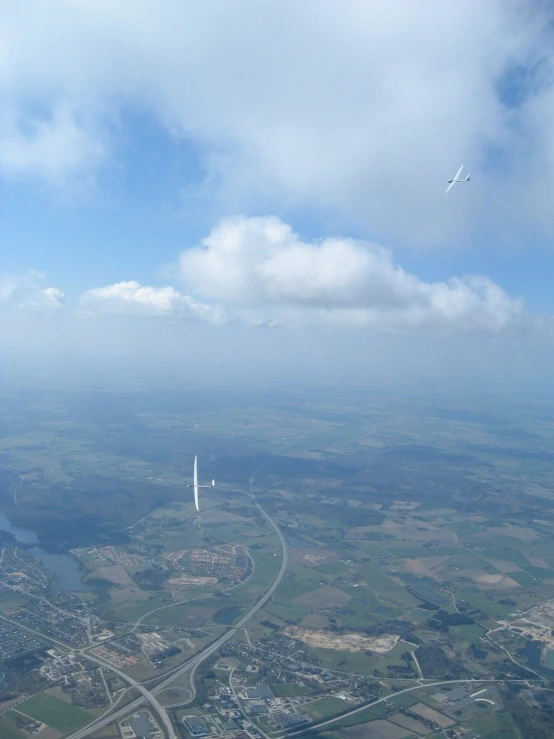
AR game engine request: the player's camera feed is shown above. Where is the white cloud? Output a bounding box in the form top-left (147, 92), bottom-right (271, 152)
top-left (19, 286), bottom-right (65, 311)
top-left (0, 104), bottom-right (105, 184)
top-left (79, 280), bottom-right (225, 323)
top-left (1, 1), bottom-right (554, 240)
top-left (0, 269), bottom-right (64, 311)
top-left (178, 216), bottom-right (530, 335)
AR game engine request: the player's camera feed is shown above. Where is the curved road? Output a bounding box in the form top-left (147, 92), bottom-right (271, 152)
top-left (286, 677), bottom-right (530, 738)
top-left (66, 491), bottom-right (288, 739)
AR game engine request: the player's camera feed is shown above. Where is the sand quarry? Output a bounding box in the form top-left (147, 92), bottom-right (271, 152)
top-left (285, 626), bottom-right (399, 654)
top-left (167, 574), bottom-right (217, 587)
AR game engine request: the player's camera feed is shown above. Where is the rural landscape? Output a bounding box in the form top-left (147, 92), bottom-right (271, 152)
top-left (1, 377), bottom-right (554, 739)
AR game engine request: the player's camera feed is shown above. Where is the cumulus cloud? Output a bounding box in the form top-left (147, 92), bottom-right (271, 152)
top-left (178, 216), bottom-right (530, 335)
top-left (79, 280), bottom-right (225, 323)
top-left (1, 1), bottom-right (554, 240)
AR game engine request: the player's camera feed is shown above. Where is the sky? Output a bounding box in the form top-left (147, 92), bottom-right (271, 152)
top-left (2, 1), bottom-right (554, 390)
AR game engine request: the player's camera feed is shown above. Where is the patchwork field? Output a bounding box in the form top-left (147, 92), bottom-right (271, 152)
top-left (3, 384), bottom-right (554, 737)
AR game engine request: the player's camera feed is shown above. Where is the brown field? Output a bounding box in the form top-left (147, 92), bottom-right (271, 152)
top-left (410, 703), bottom-right (455, 727)
top-left (473, 573), bottom-right (520, 589)
top-left (339, 719), bottom-right (411, 739)
top-left (347, 518), bottom-right (458, 545)
top-left (387, 712), bottom-right (430, 735)
top-left (0, 697), bottom-right (19, 713)
top-left (486, 525), bottom-right (537, 541)
top-left (485, 558), bottom-right (522, 573)
top-left (32, 728), bottom-right (62, 739)
top-left (294, 585), bottom-right (352, 608)
top-left (432, 566), bottom-right (521, 590)
top-left (400, 558), bottom-right (433, 574)
top-left (289, 547), bottom-right (340, 568)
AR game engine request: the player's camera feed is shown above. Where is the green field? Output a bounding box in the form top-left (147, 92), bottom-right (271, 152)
top-left (18, 693), bottom-right (94, 732)
top-left (508, 569), bottom-right (538, 587)
top-left (447, 521), bottom-right (485, 537)
top-left (114, 598), bottom-right (169, 623)
top-left (265, 601), bottom-right (310, 623)
top-left (310, 647), bottom-right (378, 675)
top-left (450, 623), bottom-right (487, 640)
top-left (243, 551), bottom-right (282, 593)
top-left (323, 702), bottom-right (390, 729)
top-left (271, 683), bottom-right (315, 697)
top-left (467, 710), bottom-right (519, 738)
top-left (454, 589), bottom-right (514, 619)
top-left (315, 561), bottom-right (351, 575)
top-left (0, 715), bottom-right (25, 739)
top-left (388, 692), bottom-right (419, 708)
top-left (357, 563), bottom-right (420, 606)
top-left (303, 696), bottom-right (352, 721)
top-left (484, 547), bottom-right (529, 565)
top-left (144, 598), bottom-right (218, 627)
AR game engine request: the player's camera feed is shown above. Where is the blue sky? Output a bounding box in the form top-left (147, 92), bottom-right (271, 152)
top-left (2, 0), bottom-right (554, 378)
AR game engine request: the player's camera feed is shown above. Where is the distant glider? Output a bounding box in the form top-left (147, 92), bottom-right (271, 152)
top-left (445, 165), bottom-right (470, 194)
top-left (187, 455), bottom-right (215, 512)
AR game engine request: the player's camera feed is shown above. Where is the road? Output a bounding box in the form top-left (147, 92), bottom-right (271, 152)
top-left (31, 427), bottom-right (373, 738)
top-left (65, 491), bottom-right (288, 739)
top-left (178, 493), bottom-right (289, 702)
top-left (286, 677), bottom-right (530, 737)
top-left (0, 613), bottom-right (177, 739)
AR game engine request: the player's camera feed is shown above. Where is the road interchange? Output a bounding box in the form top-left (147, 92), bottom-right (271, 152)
top-left (65, 492), bottom-right (288, 739)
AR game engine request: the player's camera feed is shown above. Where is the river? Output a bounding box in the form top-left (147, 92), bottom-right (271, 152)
top-left (0, 512), bottom-right (92, 592)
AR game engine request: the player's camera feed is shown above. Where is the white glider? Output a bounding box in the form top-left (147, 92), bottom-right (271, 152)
top-left (445, 165), bottom-right (470, 194)
top-left (187, 455), bottom-right (215, 512)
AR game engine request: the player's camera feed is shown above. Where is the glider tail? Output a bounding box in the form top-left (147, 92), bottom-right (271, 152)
top-left (466, 175), bottom-right (470, 181)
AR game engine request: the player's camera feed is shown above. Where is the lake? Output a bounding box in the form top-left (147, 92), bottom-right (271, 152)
top-left (0, 512), bottom-right (92, 592)
top-left (522, 640), bottom-right (554, 679)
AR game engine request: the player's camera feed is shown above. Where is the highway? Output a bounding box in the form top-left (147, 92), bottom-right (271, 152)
top-left (0, 614), bottom-right (177, 739)
top-left (66, 490), bottom-right (288, 739)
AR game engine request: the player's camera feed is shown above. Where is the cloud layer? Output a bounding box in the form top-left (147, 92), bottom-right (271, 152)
top-left (1, 216), bottom-right (535, 336)
top-left (176, 216), bottom-right (529, 334)
top-left (2, 1), bottom-right (554, 241)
